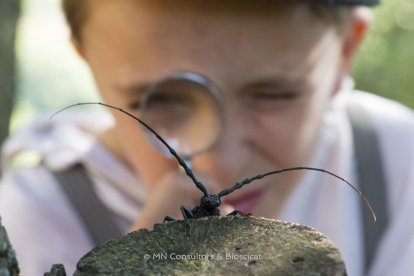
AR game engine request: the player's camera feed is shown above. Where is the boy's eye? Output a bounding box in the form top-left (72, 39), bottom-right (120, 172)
top-left (253, 91), bottom-right (299, 101)
top-left (250, 90), bottom-right (303, 104)
top-left (244, 90), bottom-right (306, 112)
top-left (127, 94), bottom-right (177, 111)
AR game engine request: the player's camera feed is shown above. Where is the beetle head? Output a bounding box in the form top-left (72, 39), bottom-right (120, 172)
top-left (200, 194), bottom-right (221, 211)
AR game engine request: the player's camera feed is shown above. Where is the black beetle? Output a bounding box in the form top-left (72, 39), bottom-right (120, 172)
top-left (52, 102), bottom-right (376, 227)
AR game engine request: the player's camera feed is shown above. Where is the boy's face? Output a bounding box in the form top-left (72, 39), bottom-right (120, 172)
top-left (80, 0), bottom-right (355, 214)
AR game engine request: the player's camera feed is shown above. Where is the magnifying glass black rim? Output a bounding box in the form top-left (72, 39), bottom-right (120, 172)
top-left (139, 70), bottom-right (225, 159)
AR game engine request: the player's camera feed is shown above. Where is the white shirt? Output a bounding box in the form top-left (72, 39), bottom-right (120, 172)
top-left (0, 88), bottom-right (413, 275)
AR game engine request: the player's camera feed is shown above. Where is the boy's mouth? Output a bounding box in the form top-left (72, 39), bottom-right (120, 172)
top-left (225, 188), bottom-right (265, 214)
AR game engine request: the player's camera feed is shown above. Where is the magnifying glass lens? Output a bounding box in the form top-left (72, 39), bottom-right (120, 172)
top-left (141, 75), bottom-right (222, 159)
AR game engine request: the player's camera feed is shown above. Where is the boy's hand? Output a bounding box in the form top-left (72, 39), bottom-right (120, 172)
top-left (129, 170), bottom-right (234, 231)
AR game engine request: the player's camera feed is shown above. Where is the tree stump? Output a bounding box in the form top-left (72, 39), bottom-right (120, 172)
top-left (74, 214), bottom-right (346, 275)
top-left (0, 217), bottom-right (19, 276)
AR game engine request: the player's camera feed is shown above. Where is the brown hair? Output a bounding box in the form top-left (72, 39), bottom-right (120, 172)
top-left (62, 0), bottom-right (90, 42)
top-left (62, 0), bottom-right (353, 42)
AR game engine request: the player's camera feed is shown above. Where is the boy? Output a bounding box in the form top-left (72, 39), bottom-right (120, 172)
top-left (1, 0), bottom-right (413, 275)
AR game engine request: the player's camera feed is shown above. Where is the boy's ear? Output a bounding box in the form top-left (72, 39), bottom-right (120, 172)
top-left (70, 36), bottom-right (86, 60)
top-left (332, 8), bottom-right (372, 96)
top-left (341, 7), bottom-right (373, 72)
top-left (341, 8), bottom-right (373, 70)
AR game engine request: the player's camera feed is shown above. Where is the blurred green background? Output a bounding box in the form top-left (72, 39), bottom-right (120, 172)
top-left (353, 0), bottom-right (414, 108)
top-left (10, 0), bottom-right (99, 133)
top-left (8, 0), bottom-right (414, 133)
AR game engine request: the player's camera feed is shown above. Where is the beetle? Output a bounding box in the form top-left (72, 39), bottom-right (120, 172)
top-left (52, 102), bottom-right (376, 227)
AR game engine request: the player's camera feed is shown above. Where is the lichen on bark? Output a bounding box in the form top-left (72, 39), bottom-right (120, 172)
top-left (0, 217), bottom-right (20, 276)
top-left (74, 214), bottom-right (346, 275)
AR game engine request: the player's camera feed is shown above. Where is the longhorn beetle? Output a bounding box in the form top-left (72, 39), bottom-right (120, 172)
top-left (51, 102), bottom-right (377, 228)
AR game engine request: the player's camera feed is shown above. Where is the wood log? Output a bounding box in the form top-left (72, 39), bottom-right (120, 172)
top-left (74, 214), bottom-right (346, 275)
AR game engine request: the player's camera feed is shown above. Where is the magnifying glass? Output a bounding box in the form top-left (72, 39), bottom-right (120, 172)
top-left (140, 71), bottom-right (224, 165)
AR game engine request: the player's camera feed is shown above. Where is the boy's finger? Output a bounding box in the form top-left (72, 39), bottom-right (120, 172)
top-left (220, 203), bottom-right (235, 216)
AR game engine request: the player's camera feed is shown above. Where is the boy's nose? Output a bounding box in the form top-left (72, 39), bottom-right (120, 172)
top-left (193, 104), bottom-right (251, 185)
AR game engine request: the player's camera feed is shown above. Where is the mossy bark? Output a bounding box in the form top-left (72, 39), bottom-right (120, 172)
top-left (0, 218), bottom-right (19, 276)
top-left (44, 264), bottom-right (67, 276)
top-left (74, 214), bottom-right (346, 275)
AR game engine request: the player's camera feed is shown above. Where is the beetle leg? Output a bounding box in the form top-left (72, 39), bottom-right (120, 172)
top-left (163, 215), bottom-right (177, 222)
top-left (180, 206), bottom-right (194, 229)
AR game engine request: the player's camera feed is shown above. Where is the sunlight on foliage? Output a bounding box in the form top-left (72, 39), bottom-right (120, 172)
top-left (352, 0), bottom-right (414, 109)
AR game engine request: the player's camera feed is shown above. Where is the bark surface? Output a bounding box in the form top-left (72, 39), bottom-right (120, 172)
top-left (0, 218), bottom-right (20, 276)
top-left (74, 214), bottom-right (346, 275)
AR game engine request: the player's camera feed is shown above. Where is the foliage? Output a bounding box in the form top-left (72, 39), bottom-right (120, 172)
top-left (352, 0), bottom-right (414, 109)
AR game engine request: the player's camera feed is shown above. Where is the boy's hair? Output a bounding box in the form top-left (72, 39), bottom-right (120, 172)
top-left (63, 0), bottom-right (88, 42)
top-left (62, 0), bottom-right (354, 42)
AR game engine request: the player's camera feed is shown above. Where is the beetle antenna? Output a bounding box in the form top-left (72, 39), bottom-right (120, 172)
top-left (218, 166), bottom-right (376, 223)
top-left (50, 102), bottom-right (209, 196)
